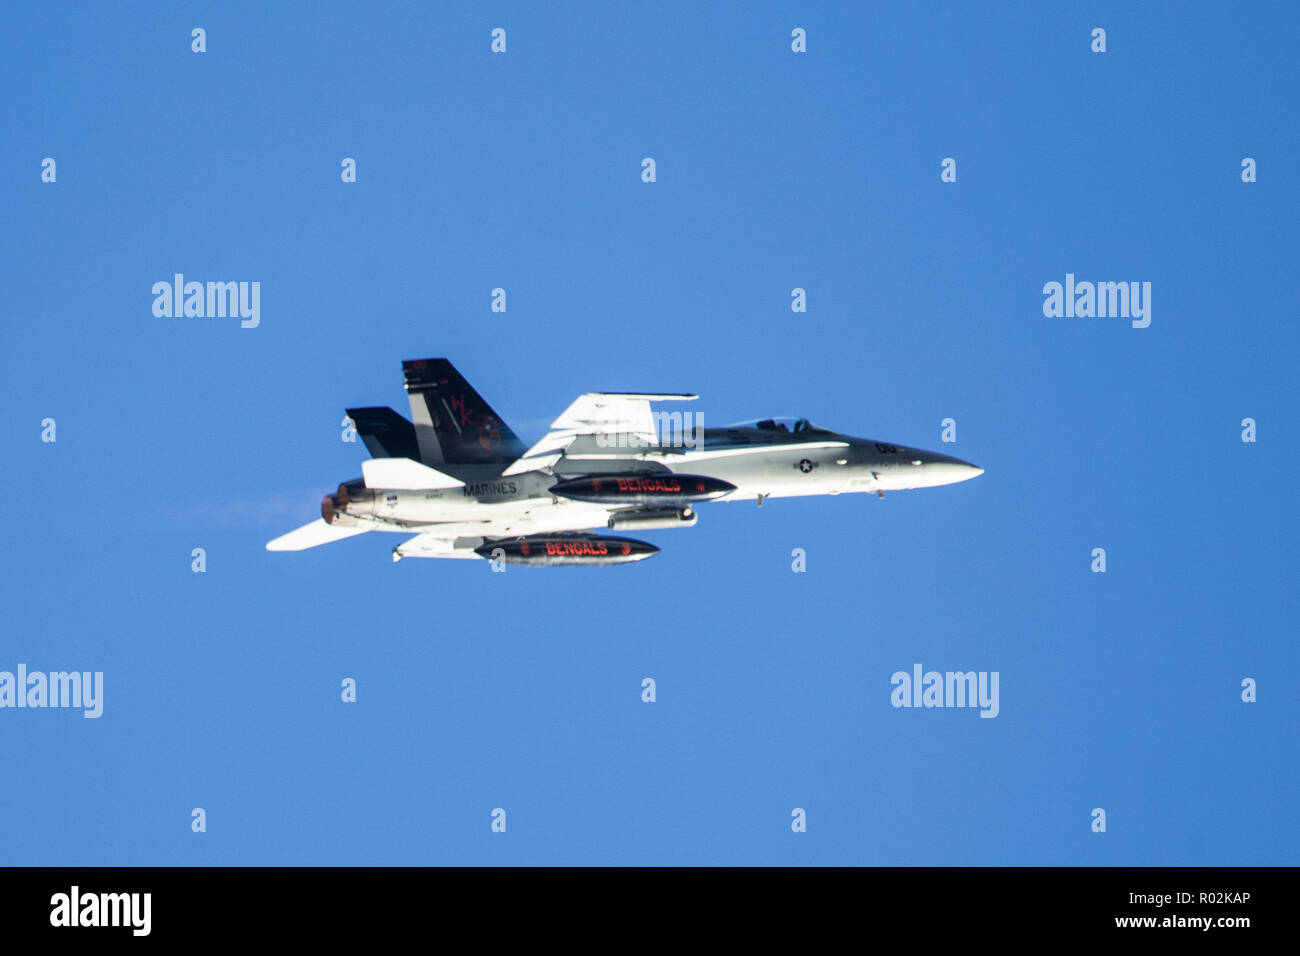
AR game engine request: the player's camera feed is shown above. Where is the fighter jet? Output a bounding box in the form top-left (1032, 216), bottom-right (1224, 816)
top-left (266, 358), bottom-right (983, 565)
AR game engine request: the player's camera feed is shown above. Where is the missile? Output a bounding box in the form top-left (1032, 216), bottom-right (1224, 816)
top-left (607, 507), bottom-right (697, 530)
top-left (549, 473), bottom-right (735, 505)
top-left (475, 534), bottom-right (659, 566)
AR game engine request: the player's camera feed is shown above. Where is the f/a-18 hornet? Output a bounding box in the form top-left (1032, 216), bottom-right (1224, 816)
top-left (267, 358), bottom-right (983, 566)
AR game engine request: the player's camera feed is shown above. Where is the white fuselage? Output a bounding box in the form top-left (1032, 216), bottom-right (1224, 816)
top-left (333, 431), bottom-right (983, 540)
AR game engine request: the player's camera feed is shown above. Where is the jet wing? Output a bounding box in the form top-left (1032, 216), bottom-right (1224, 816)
top-left (503, 392), bottom-right (697, 476)
top-left (266, 519), bottom-right (370, 551)
top-left (392, 533), bottom-right (485, 561)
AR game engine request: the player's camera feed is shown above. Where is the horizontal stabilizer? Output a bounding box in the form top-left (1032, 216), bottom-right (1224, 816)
top-left (361, 457), bottom-right (465, 491)
top-left (266, 519), bottom-right (370, 552)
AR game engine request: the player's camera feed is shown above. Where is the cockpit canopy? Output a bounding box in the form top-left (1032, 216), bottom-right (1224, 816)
top-left (728, 417), bottom-right (834, 435)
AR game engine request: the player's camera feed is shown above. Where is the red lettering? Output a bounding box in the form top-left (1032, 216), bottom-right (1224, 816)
top-left (450, 393), bottom-right (475, 427)
top-left (611, 477), bottom-right (683, 494)
top-left (539, 539), bottom-right (611, 557)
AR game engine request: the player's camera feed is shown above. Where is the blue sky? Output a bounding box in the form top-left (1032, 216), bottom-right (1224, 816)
top-left (2, 2), bottom-right (1296, 865)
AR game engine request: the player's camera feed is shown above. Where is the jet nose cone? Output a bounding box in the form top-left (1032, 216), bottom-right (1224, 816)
top-left (917, 453), bottom-right (984, 487)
